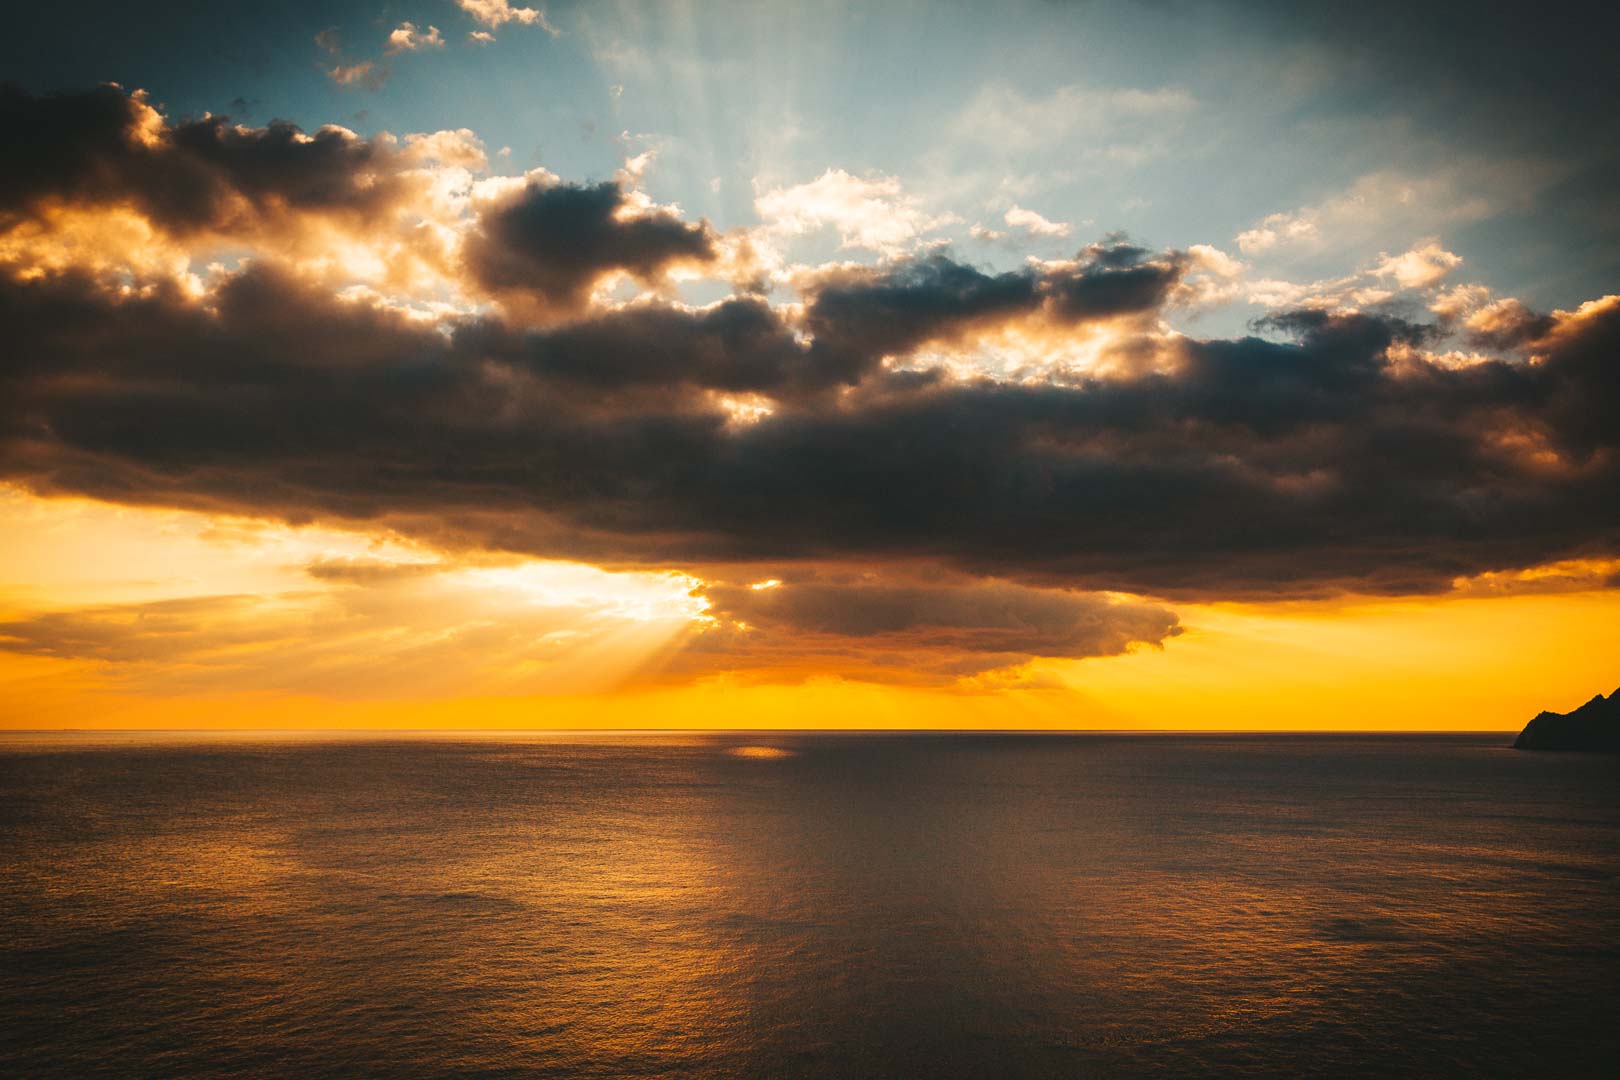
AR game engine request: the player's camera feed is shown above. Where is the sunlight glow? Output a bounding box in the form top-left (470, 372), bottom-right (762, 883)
top-left (458, 564), bottom-right (709, 623)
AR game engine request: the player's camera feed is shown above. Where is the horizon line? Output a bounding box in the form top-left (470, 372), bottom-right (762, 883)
top-left (0, 727), bottom-right (1523, 736)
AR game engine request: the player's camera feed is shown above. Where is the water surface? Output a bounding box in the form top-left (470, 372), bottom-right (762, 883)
top-left (3, 732), bottom-right (1618, 1077)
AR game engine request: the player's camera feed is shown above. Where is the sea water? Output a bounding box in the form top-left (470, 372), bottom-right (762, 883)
top-left (3, 732), bottom-right (1617, 1077)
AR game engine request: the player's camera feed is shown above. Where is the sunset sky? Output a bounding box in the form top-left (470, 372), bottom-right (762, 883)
top-left (2, 0), bottom-right (1617, 730)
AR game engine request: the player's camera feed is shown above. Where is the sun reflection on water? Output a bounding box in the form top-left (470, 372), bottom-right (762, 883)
top-left (726, 745), bottom-right (796, 759)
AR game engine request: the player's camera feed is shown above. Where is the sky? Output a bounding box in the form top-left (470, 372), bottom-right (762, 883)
top-left (1, 0), bottom-right (1617, 730)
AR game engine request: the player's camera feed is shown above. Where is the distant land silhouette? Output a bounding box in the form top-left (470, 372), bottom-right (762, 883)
top-left (1513, 688), bottom-right (1620, 752)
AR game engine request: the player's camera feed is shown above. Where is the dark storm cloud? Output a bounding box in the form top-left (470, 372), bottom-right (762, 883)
top-left (701, 577), bottom-right (1180, 659)
top-left (1459, 299), bottom-right (1557, 352)
top-left (470, 295), bottom-right (804, 397)
top-left (0, 84), bottom-right (405, 234)
top-left (1537, 302), bottom-right (1620, 460)
top-left (1044, 241), bottom-right (1186, 320)
top-left (801, 243), bottom-right (1185, 386)
top-left (464, 178), bottom-right (717, 315)
top-left (454, 243), bottom-right (1184, 401)
top-left (303, 556), bottom-right (445, 584)
top-left (2, 254), bottom-right (1616, 599)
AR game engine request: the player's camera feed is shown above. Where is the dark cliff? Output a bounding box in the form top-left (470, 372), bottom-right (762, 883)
top-left (1513, 688), bottom-right (1620, 752)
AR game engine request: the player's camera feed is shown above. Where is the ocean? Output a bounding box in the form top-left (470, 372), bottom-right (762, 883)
top-left (3, 732), bottom-right (1617, 1077)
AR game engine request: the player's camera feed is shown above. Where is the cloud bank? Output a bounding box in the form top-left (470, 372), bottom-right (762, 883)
top-left (2, 85), bottom-right (1616, 688)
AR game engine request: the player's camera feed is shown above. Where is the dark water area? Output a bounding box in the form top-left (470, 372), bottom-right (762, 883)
top-left (3, 731), bottom-right (1618, 1078)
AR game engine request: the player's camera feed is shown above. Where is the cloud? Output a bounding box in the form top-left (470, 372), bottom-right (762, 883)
top-left (0, 543), bottom-right (1176, 691)
top-left (1372, 239), bottom-right (1462, 289)
top-left (1234, 237), bottom-right (1469, 312)
top-left (0, 562), bottom-right (696, 697)
top-left (1463, 296), bottom-right (1556, 349)
top-left (5, 254), bottom-right (1617, 602)
top-left (313, 27), bottom-right (390, 89)
top-left (755, 169), bottom-right (953, 255)
top-left (692, 575), bottom-right (1180, 680)
top-left (456, 0), bottom-right (558, 35)
top-left (303, 555), bottom-right (445, 584)
top-left (386, 22), bottom-right (446, 55)
top-left (1004, 205), bottom-right (1070, 238)
top-left (3, 83), bottom-right (1617, 623)
top-left (1235, 172), bottom-right (1494, 256)
top-left (1428, 283), bottom-right (1492, 320)
top-left (950, 84), bottom-right (1195, 159)
top-left (1236, 212), bottom-right (1318, 255)
top-left (796, 242), bottom-right (1188, 387)
top-left (1042, 241), bottom-right (1190, 322)
top-left (1186, 244), bottom-right (1244, 278)
top-left (327, 61), bottom-right (385, 89)
top-left (401, 128), bottom-right (488, 170)
top-left (321, 20), bottom-right (448, 90)
top-left (465, 176), bottom-right (717, 318)
top-left (0, 86), bottom-right (504, 308)
top-left (0, 85), bottom-right (416, 238)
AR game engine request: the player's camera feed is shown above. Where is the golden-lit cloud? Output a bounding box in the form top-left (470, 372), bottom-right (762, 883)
top-left (456, 0), bottom-right (558, 35)
top-left (386, 23), bottom-right (446, 55)
top-left (1372, 238), bottom-right (1462, 289)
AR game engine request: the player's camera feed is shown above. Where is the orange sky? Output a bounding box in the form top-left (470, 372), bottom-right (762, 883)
top-left (4, 486), bottom-right (1614, 731)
